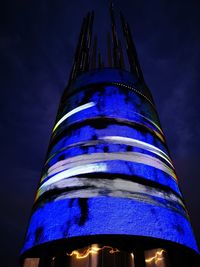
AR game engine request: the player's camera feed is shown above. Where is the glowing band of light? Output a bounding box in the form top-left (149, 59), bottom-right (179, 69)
top-left (45, 136), bottom-right (172, 168)
top-left (37, 163), bottom-right (107, 198)
top-left (46, 152), bottom-right (177, 179)
top-left (37, 187), bottom-right (184, 215)
top-left (100, 136), bottom-right (173, 167)
top-left (53, 102), bottom-right (96, 132)
top-left (67, 245), bottom-right (120, 259)
top-left (134, 112), bottom-right (164, 135)
top-left (37, 177), bottom-right (184, 209)
top-left (40, 152), bottom-right (177, 192)
top-left (145, 249), bottom-right (166, 264)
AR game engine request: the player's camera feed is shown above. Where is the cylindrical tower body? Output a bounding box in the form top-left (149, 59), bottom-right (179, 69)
top-left (20, 6), bottom-right (199, 267)
top-left (21, 69), bottom-right (199, 266)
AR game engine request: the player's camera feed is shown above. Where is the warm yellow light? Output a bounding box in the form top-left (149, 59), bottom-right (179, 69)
top-left (145, 249), bottom-right (165, 264)
top-left (67, 245), bottom-right (120, 259)
top-left (130, 252), bottom-right (134, 259)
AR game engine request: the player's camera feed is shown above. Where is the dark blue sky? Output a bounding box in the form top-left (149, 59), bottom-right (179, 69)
top-left (0, 0), bottom-right (200, 266)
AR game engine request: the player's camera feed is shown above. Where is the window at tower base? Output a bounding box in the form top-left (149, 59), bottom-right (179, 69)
top-left (23, 246), bottom-right (173, 267)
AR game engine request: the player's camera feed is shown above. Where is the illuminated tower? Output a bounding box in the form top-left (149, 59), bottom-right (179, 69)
top-left (20, 4), bottom-right (199, 267)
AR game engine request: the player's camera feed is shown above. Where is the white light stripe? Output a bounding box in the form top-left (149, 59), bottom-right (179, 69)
top-left (43, 137), bottom-right (173, 179)
top-left (39, 177), bottom-right (183, 206)
top-left (53, 102), bottom-right (96, 132)
top-left (36, 177), bottom-right (185, 216)
top-left (100, 136), bottom-right (173, 167)
top-left (39, 163), bottom-right (107, 192)
top-left (42, 152), bottom-right (177, 184)
top-left (134, 112), bottom-right (164, 134)
top-left (45, 136), bottom-right (172, 168)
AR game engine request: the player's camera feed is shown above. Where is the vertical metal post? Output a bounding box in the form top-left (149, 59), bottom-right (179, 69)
top-left (118, 39), bottom-right (125, 69)
top-left (110, 2), bottom-right (120, 68)
top-left (91, 36), bottom-right (97, 69)
top-left (68, 17), bottom-right (86, 83)
top-left (120, 12), bottom-right (144, 81)
top-left (107, 32), bottom-right (112, 67)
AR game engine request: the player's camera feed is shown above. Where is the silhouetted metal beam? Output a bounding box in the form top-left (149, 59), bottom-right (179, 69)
top-left (120, 12), bottom-right (144, 81)
top-left (107, 32), bottom-right (112, 67)
top-left (98, 51), bottom-right (103, 68)
top-left (68, 16), bottom-right (87, 83)
top-left (91, 36), bottom-right (97, 69)
top-left (110, 2), bottom-right (121, 68)
top-left (127, 22), bottom-right (144, 80)
top-left (79, 13), bottom-right (90, 72)
top-left (87, 11), bottom-right (94, 70)
top-left (84, 11), bottom-right (94, 71)
top-left (118, 39), bottom-right (125, 69)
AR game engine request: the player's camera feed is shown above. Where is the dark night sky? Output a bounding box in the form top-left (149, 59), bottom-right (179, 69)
top-left (0, 0), bottom-right (200, 266)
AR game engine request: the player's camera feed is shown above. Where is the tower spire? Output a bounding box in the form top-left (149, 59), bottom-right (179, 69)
top-left (120, 11), bottom-right (144, 80)
top-left (109, 1), bottom-right (122, 68)
top-left (90, 35), bottom-right (97, 69)
top-left (69, 11), bottom-right (94, 82)
top-left (107, 32), bottom-right (112, 67)
top-left (68, 16), bottom-right (87, 83)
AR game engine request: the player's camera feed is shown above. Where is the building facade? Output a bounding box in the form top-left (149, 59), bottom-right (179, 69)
top-left (21, 4), bottom-right (199, 267)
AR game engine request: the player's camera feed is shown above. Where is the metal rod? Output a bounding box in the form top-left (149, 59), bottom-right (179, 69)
top-left (98, 51), bottom-right (103, 68)
top-left (107, 32), bottom-right (112, 67)
top-left (118, 39), bottom-right (125, 69)
top-left (91, 36), bottom-right (97, 69)
top-left (120, 11), bottom-right (144, 80)
top-left (127, 22), bottom-right (144, 80)
top-left (84, 11), bottom-right (94, 71)
top-left (109, 1), bottom-right (121, 68)
top-left (68, 16), bottom-right (86, 83)
top-left (79, 12), bottom-right (90, 72)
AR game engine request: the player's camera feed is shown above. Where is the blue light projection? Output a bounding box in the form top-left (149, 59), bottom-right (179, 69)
top-left (21, 69), bottom-right (199, 255)
top-left (22, 197), bottom-right (199, 254)
top-left (55, 86), bottom-right (162, 140)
